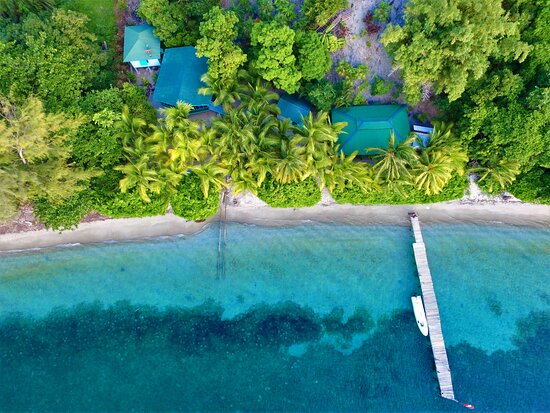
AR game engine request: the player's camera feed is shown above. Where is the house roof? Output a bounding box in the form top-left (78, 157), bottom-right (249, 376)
top-left (277, 94), bottom-right (313, 125)
top-left (152, 46), bottom-right (212, 108)
top-left (123, 25), bottom-right (161, 62)
top-left (331, 105), bottom-right (410, 155)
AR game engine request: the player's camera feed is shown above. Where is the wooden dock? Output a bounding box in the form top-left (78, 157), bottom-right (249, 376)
top-left (409, 213), bottom-right (456, 401)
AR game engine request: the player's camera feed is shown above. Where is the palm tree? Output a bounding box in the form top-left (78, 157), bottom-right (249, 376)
top-left (118, 106), bottom-right (148, 146)
top-left (247, 152), bottom-right (275, 187)
top-left (368, 132), bottom-right (418, 183)
top-left (294, 112), bottom-right (344, 182)
top-left (470, 158), bottom-right (521, 193)
top-left (271, 139), bottom-right (308, 184)
top-left (238, 77), bottom-right (280, 115)
top-left (324, 150), bottom-right (377, 193)
top-left (115, 153), bottom-right (160, 203)
top-left (199, 74), bottom-right (240, 113)
top-left (161, 101), bottom-right (194, 130)
top-left (425, 121), bottom-right (468, 176)
top-left (190, 159), bottom-right (227, 198)
top-left (414, 150), bottom-right (454, 195)
top-left (230, 169), bottom-right (259, 195)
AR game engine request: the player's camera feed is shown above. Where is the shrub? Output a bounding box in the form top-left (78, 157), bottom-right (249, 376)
top-left (127, 72), bottom-right (136, 83)
top-left (120, 83), bottom-right (158, 124)
top-left (331, 174), bottom-right (468, 205)
top-left (370, 76), bottom-right (393, 96)
top-left (303, 0), bottom-right (348, 27)
top-left (33, 192), bottom-right (95, 231)
top-left (295, 31), bottom-right (332, 81)
top-left (170, 174), bottom-right (220, 221)
top-left (79, 88), bottom-right (124, 114)
top-left (373, 1), bottom-right (391, 23)
top-left (509, 168), bottom-right (550, 204)
top-left (257, 175), bottom-right (321, 208)
top-left (95, 191), bottom-right (169, 218)
top-left (302, 80), bottom-right (338, 111)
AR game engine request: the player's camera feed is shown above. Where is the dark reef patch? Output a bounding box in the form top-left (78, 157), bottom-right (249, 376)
top-left (0, 303), bottom-right (547, 412)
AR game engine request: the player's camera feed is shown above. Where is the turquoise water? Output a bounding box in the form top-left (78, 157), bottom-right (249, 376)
top-left (0, 223), bottom-right (548, 412)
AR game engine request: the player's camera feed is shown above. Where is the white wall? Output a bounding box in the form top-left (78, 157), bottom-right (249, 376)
top-left (130, 59), bottom-right (161, 69)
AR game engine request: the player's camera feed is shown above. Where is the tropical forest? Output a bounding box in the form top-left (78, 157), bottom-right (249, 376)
top-left (0, 0), bottom-right (548, 230)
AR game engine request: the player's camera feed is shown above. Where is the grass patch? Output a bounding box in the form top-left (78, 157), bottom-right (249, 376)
top-left (60, 0), bottom-right (116, 87)
top-left (60, 0), bottom-right (116, 43)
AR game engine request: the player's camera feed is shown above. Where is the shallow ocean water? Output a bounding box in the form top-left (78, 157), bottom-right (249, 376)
top-left (0, 223), bottom-right (548, 412)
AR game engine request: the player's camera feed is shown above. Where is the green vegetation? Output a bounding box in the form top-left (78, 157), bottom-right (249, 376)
top-left (251, 21), bottom-right (302, 93)
top-left (195, 7), bottom-right (247, 84)
top-left (0, 9), bottom-right (109, 111)
top-left (438, 0), bottom-right (549, 202)
top-left (95, 190), bottom-right (169, 218)
top-left (331, 173), bottom-right (468, 205)
top-left (170, 173), bottom-right (219, 220)
top-left (0, 96), bottom-right (96, 221)
top-left (372, 1), bottom-right (391, 24)
top-left (0, 0), bottom-right (54, 21)
top-left (370, 76), bottom-right (393, 96)
top-left (335, 61), bottom-right (369, 106)
top-left (1, 0), bottom-right (547, 230)
top-left (138, 0), bottom-right (217, 47)
top-left (303, 0), bottom-right (347, 27)
top-left (295, 31), bottom-right (332, 82)
top-left (302, 80), bottom-right (338, 112)
top-left (60, 0), bottom-right (115, 44)
top-left (382, 0), bottom-right (530, 103)
top-left (257, 175), bottom-right (321, 208)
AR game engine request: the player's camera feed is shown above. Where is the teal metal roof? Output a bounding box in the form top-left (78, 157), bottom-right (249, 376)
top-left (123, 25), bottom-right (161, 62)
top-left (152, 47), bottom-right (212, 108)
top-left (277, 95), bottom-right (312, 125)
top-left (331, 105), bottom-right (410, 155)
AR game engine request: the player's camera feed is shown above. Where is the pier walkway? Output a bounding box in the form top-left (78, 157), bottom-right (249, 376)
top-left (409, 213), bottom-right (456, 401)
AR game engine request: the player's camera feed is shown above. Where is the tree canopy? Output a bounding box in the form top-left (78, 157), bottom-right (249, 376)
top-left (0, 9), bottom-right (106, 112)
top-left (138, 0), bottom-right (217, 47)
top-left (381, 0), bottom-right (530, 103)
top-left (0, 95), bottom-right (95, 220)
top-left (251, 21), bottom-right (302, 94)
top-left (195, 6), bottom-right (247, 84)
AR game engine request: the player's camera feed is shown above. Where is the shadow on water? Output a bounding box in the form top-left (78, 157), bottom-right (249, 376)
top-left (0, 301), bottom-right (547, 412)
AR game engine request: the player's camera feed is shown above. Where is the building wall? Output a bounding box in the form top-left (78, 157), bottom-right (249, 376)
top-left (130, 59), bottom-right (161, 69)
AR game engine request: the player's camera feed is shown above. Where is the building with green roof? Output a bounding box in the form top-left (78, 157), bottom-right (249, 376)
top-left (152, 46), bottom-right (212, 112)
top-left (331, 105), bottom-right (410, 155)
top-left (277, 95), bottom-right (312, 125)
top-left (123, 25), bottom-right (161, 69)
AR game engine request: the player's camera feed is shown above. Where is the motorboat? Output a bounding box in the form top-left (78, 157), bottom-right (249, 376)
top-left (411, 296), bottom-right (429, 336)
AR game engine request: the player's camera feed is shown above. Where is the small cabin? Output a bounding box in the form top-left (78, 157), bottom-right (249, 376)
top-left (123, 25), bottom-right (161, 70)
top-left (152, 46), bottom-right (214, 113)
top-left (331, 105), bottom-right (411, 155)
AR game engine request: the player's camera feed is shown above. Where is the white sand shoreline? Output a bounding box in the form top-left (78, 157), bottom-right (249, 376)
top-left (0, 201), bottom-right (548, 252)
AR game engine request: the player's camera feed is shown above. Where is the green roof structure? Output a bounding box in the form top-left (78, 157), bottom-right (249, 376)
top-left (331, 105), bottom-right (410, 155)
top-left (277, 95), bottom-right (312, 125)
top-left (123, 25), bottom-right (161, 63)
top-left (152, 46), bottom-right (212, 109)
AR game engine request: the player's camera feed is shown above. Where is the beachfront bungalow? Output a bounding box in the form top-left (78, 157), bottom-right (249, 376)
top-left (277, 94), bottom-right (313, 125)
top-left (123, 25), bottom-right (161, 70)
top-left (152, 46), bottom-right (220, 114)
top-left (331, 105), bottom-right (410, 155)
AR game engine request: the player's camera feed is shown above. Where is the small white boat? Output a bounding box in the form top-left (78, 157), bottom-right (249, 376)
top-left (411, 296), bottom-right (429, 336)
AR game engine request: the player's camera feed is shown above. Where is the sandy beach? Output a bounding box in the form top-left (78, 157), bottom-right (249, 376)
top-left (1, 198), bottom-right (548, 252)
